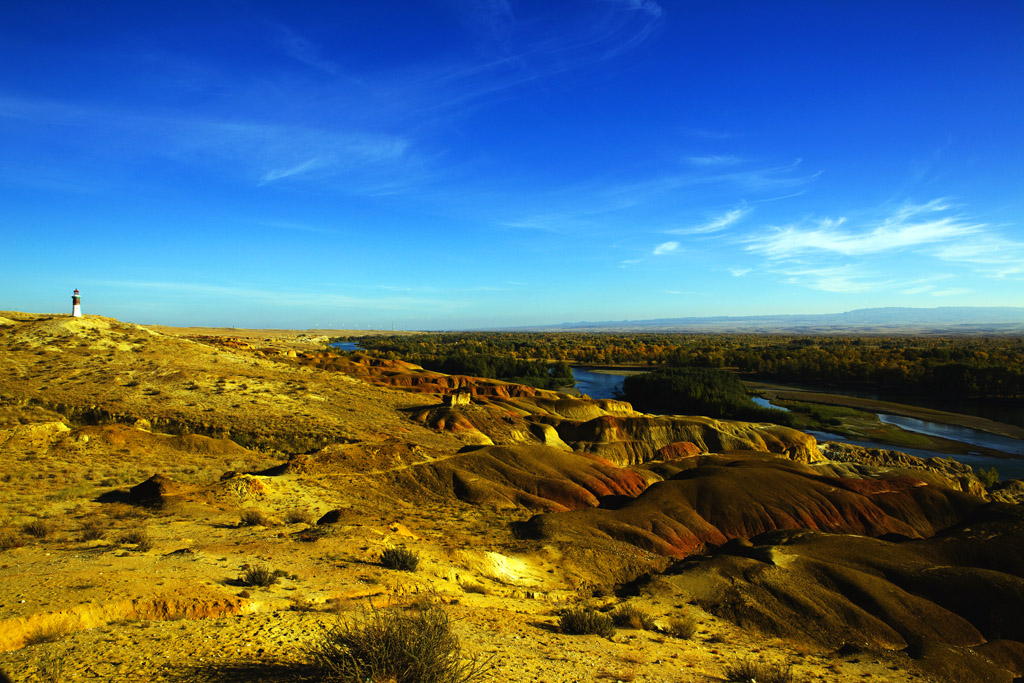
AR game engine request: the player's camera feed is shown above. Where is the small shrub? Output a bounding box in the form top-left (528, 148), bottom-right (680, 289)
top-left (240, 509), bottom-right (270, 527)
top-left (105, 503), bottom-right (147, 519)
top-left (288, 595), bottom-right (317, 612)
top-left (380, 546), bottom-right (419, 571)
top-left (308, 605), bottom-right (490, 683)
top-left (459, 579), bottom-right (487, 595)
top-left (297, 527), bottom-right (328, 542)
top-left (117, 530), bottom-right (153, 551)
top-left (611, 603), bottom-right (656, 630)
top-left (665, 613), bottom-right (698, 639)
top-left (977, 466), bottom-right (1000, 488)
top-left (80, 519), bottom-right (106, 541)
top-left (284, 509), bottom-right (314, 525)
top-left (724, 658), bottom-right (794, 683)
top-left (23, 519), bottom-right (52, 539)
top-left (23, 621), bottom-right (71, 646)
top-left (0, 530), bottom-right (24, 551)
top-left (559, 606), bottom-right (615, 638)
top-left (239, 564), bottom-right (280, 588)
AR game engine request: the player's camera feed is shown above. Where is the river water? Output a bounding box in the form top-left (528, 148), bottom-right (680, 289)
top-left (806, 430), bottom-right (1024, 481)
top-left (571, 367), bottom-right (629, 399)
top-left (571, 368), bottom-right (1024, 480)
top-left (877, 414), bottom-right (1024, 456)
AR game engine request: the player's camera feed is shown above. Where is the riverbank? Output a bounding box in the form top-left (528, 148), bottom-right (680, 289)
top-left (749, 381), bottom-right (1024, 441)
top-left (567, 365), bottom-right (1024, 463)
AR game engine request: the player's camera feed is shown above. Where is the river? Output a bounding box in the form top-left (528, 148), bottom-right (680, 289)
top-left (571, 367), bottom-right (630, 399)
top-left (806, 429), bottom-right (1024, 481)
top-left (572, 368), bottom-right (1024, 481)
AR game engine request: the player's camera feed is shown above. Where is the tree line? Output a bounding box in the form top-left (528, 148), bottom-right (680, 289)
top-left (335, 332), bottom-right (1024, 400)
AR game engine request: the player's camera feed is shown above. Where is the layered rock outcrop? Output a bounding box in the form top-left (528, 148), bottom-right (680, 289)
top-left (520, 455), bottom-right (984, 558)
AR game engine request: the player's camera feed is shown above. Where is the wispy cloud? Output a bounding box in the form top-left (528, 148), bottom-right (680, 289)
top-left (613, 0), bottom-right (664, 19)
top-left (444, 0), bottom-right (516, 50)
top-left (667, 206), bottom-right (751, 235)
top-left (782, 266), bottom-right (889, 293)
top-left (745, 200), bottom-right (981, 259)
top-left (500, 159), bottom-right (814, 236)
top-left (275, 26), bottom-right (342, 76)
top-left (931, 233), bottom-right (1024, 278)
top-left (0, 93), bottom-right (416, 191)
top-left (684, 155), bottom-right (742, 167)
top-left (93, 280), bottom-right (462, 311)
top-left (729, 267), bottom-right (751, 277)
top-left (653, 240), bottom-right (680, 255)
top-left (259, 157), bottom-right (323, 184)
top-left (742, 200), bottom-right (1021, 296)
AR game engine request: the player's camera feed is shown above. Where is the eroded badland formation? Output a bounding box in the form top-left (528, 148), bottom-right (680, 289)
top-left (1, 312), bottom-right (1024, 682)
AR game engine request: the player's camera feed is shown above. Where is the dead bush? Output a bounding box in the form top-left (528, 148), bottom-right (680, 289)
top-left (611, 603), bottom-right (656, 630)
top-left (308, 604), bottom-right (490, 683)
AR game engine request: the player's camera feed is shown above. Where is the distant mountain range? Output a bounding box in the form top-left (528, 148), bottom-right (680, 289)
top-left (505, 307), bottom-right (1024, 334)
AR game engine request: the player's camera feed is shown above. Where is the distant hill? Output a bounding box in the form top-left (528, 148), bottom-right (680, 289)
top-left (505, 307), bottom-right (1024, 334)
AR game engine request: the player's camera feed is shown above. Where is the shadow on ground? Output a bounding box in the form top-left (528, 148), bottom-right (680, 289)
top-left (168, 660), bottom-right (320, 682)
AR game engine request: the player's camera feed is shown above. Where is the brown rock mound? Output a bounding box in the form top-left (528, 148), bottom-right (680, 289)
top-left (641, 502), bottom-right (1024, 682)
top-left (548, 414), bottom-right (820, 465)
top-left (390, 444), bottom-right (649, 512)
top-left (520, 455), bottom-right (984, 558)
top-left (817, 440), bottom-right (989, 497)
top-left (127, 473), bottom-right (182, 508)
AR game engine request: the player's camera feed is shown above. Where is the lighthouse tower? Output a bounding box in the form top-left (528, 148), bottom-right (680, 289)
top-left (72, 289), bottom-right (82, 318)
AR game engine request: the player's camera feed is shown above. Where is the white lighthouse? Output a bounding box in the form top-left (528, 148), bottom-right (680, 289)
top-left (72, 289), bottom-right (82, 317)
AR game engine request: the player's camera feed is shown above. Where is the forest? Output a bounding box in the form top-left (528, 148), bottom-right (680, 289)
top-left (338, 331), bottom-right (1024, 401)
top-left (621, 367), bottom-right (793, 425)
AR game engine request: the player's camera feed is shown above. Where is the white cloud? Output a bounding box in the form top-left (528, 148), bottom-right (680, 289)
top-left (93, 279), bottom-right (463, 311)
top-left (275, 26), bottom-right (342, 75)
top-left (684, 155), bottom-right (742, 167)
top-left (614, 0), bottom-right (664, 18)
top-left (653, 241), bottom-right (680, 255)
top-left (729, 267), bottom-right (751, 277)
top-left (746, 201), bottom-right (982, 259)
top-left (260, 157), bottom-right (323, 184)
top-left (782, 266), bottom-right (888, 293)
top-left (743, 200), bottom-right (1024, 294)
top-left (667, 206), bottom-right (751, 235)
top-left (931, 234), bottom-right (1024, 278)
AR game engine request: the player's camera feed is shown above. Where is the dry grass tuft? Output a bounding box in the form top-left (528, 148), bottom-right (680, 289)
top-left (723, 657), bottom-right (795, 683)
top-left (117, 529), bottom-right (153, 551)
top-left (0, 529), bottom-right (25, 551)
top-left (558, 606), bottom-right (615, 638)
top-left (611, 603), bottom-right (656, 630)
top-left (239, 509), bottom-right (270, 527)
top-left (23, 621), bottom-right (73, 646)
top-left (380, 546), bottom-right (419, 571)
top-left (284, 509), bottom-right (314, 525)
top-left (308, 604), bottom-right (490, 683)
top-left (239, 563), bottom-right (282, 587)
top-left (22, 518), bottom-right (53, 539)
top-left (664, 612), bottom-right (698, 639)
top-left (79, 518), bottom-right (106, 541)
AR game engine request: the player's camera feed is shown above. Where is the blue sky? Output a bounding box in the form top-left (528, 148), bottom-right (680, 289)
top-left (1, 1), bottom-right (1022, 329)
